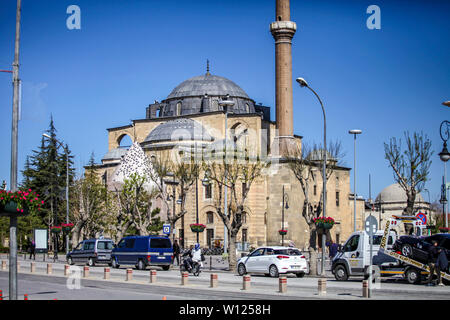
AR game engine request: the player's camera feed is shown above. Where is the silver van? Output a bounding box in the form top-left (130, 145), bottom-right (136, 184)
top-left (67, 238), bottom-right (115, 266)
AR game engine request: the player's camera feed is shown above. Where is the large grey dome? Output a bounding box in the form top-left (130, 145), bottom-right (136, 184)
top-left (153, 73), bottom-right (256, 117)
top-left (143, 118), bottom-right (214, 144)
top-left (376, 183), bottom-right (424, 203)
top-left (167, 74), bottom-right (250, 100)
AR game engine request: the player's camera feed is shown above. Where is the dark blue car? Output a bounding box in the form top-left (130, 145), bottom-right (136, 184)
top-left (111, 235), bottom-right (173, 270)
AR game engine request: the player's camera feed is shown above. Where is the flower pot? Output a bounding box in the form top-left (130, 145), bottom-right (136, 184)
top-left (0, 201), bottom-right (29, 217)
top-left (315, 222), bottom-right (324, 229)
top-left (279, 230), bottom-right (287, 236)
top-left (51, 228), bottom-right (62, 234)
top-left (190, 224), bottom-right (206, 233)
top-left (323, 222), bottom-right (334, 230)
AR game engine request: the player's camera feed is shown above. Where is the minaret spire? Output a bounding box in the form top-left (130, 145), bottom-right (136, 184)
top-left (271, 0), bottom-right (297, 156)
top-left (206, 59), bottom-right (210, 76)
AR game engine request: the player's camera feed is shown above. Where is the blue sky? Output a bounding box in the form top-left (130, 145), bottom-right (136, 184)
top-left (0, 0), bottom-right (449, 204)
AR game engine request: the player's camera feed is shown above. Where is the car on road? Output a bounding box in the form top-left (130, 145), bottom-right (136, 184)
top-left (111, 235), bottom-right (173, 270)
top-left (392, 233), bottom-right (450, 265)
top-left (67, 238), bottom-right (115, 266)
top-left (236, 246), bottom-right (309, 278)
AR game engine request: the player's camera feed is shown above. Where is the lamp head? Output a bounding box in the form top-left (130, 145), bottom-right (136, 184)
top-left (42, 133), bottom-right (51, 139)
top-left (349, 129), bottom-right (362, 135)
top-left (439, 141), bottom-right (450, 162)
top-left (296, 77), bottom-right (308, 87)
top-left (442, 101), bottom-right (450, 107)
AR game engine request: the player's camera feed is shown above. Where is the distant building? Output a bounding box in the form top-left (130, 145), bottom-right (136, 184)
top-left (364, 183), bottom-right (433, 235)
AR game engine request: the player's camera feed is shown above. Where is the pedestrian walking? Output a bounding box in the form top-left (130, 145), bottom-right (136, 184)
top-left (29, 239), bottom-right (36, 260)
top-left (425, 240), bottom-right (442, 286)
top-left (173, 240), bottom-right (181, 266)
top-left (436, 248), bottom-right (448, 286)
top-left (328, 240), bottom-right (338, 267)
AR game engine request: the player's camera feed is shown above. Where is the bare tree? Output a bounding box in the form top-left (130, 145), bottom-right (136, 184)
top-left (288, 140), bottom-right (345, 275)
top-left (70, 166), bottom-right (110, 246)
top-left (384, 131), bottom-right (433, 217)
top-left (204, 155), bottom-right (268, 270)
top-left (114, 173), bottom-right (161, 236)
top-left (149, 150), bottom-right (201, 243)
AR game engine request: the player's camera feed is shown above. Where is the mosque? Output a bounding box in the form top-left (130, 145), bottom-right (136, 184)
top-left (93, 0), bottom-right (367, 251)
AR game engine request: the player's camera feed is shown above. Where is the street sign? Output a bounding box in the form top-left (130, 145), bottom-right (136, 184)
top-left (416, 212), bottom-right (427, 225)
top-left (162, 224), bottom-right (171, 235)
top-left (365, 215), bottom-right (378, 236)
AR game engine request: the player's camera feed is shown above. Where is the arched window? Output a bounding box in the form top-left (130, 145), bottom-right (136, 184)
top-left (176, 102), bottom-right (182, 116)
top-left (206, 212), bottom-right (214, 224)
top-left (117, 134), bottom-right (132, 148)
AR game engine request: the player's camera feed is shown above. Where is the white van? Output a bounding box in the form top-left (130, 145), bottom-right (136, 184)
top-left (331, 230), bottom-right (397, 281)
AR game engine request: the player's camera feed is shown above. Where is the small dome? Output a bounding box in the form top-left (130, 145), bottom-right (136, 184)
top-left (102, 147), bottom-right (128, 160)
top-left (376, 183), bottom-right (424, 203)
top-left (167, 74), bottom-right (250, 100)
top-left (143, 118), bottom-right (214, 144)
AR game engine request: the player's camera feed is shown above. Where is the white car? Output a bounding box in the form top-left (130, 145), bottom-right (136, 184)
top-left (237, 246), bottom-right (309, 278)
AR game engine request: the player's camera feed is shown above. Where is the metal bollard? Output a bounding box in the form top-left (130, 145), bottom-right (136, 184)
top-left (279, 276), bottom-right (287, 293)
top-left (210, 256), bottom-right (212, 271)
top-left (104, 267), bottom-right (110, 280)
top-left (1, 260), bottom-right (5, 270)
top-left (181, 271), bottom-right (189, 285)
top-left (47, 263), bottom-right (52, 275)
top-left (318, 278), bottom-right (327, 296)
top-left (83, 266), bottom-right (90, 278)
top-left (30, 262), bottom-right (35, 273)
top-left (362, 280), bottom-right (369, 298)
top-left (64, 265), bottom-right (70, 276)
top-left (210, 273), bottom-right (218, 288)
top-left (126, 268), bottom-right (133, 281)
top-left (243, 275), bottom-right (251, 290)
top-left (150, 270), bottom-right (157, 283)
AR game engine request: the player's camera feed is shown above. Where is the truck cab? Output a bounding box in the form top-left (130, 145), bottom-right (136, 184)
top-left (332, 230), bottom-right (397, 281)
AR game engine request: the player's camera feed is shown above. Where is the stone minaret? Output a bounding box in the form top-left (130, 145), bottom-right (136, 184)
top-left (271, 0), bottom-right (297, 156)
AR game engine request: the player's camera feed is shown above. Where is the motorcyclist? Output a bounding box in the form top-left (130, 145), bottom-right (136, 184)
top-left (183, 245), bottom-right (194, 272)
top-left (192, 243), bottom-right (203, 268)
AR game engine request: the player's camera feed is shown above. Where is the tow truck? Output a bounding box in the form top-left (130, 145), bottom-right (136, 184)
top-left (332, 215), bottom-right (450, 284)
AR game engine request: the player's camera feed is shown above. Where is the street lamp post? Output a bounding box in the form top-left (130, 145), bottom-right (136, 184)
top-left (349, 129), bottom-right (362, 232)
top-left (281, 186), bottom-right (289, 246)
top-left (296, 77), bottom-right (327, 276)
top-left (42, 133), bottom-right (70, 256)
top-left (218, 99), bottom-right (235, 254)
top-left (439, 120), bottom-right (450, 228)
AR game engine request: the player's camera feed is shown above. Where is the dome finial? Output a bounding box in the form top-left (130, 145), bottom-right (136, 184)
top-left (206, 59), bottom-right (210, 76)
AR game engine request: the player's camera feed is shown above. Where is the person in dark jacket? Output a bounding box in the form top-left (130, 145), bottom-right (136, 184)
top-left (29, 239), bottom-right (36, 260)
top-left (173, 240), bottom-right (181, 266)
top-left (436, 249), bottom-right (448, 286)
top-left (425, 240), bottom-right (442, 286)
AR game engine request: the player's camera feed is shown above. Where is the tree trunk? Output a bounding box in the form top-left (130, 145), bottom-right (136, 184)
top-left (309, 248), bottom-right (318, 276)
top-left (228, 233), bottom-right (238, 271)
top-left (71, 220), bottom-right (85, 247)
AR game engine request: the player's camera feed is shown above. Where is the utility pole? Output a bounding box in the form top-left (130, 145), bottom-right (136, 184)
top-left (9, 0), bottom-right (22, 301)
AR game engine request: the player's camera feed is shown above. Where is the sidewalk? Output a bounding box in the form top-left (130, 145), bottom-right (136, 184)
top-left (1, 253), bottom-right (335, 278)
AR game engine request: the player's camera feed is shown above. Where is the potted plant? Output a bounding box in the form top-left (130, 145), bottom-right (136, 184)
top-left (0, 189), bottom-right (43, 217)
top-left (51, 226), bottom-right (62, 234)
top-left (314, 217), bottom-right (335, 230)
top-left (190, 223), bottom-right (206, 233)
top-left (439, 227), bottom-right (449, 233)
top-left (278, 229), bottom-right (288, 236)
top-left (61, 223), bottom-right (74, 233)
